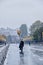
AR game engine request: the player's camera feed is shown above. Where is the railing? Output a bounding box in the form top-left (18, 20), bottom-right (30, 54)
top-left (0, 44), bottom-right (9, 65)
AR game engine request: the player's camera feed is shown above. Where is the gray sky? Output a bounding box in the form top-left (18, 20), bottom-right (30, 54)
top-left (0, 0), bottom-right (43, 29)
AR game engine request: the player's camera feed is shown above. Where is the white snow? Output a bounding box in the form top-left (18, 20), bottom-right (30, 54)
top-left (4, 44), bottom-right (43, 65)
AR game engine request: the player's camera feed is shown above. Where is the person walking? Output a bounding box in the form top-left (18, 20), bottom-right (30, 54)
top-left (19, 40), bottom-right (24, 54)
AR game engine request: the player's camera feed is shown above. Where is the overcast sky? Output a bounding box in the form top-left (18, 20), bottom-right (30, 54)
top-left (0, 0), bottom-right (43, 29)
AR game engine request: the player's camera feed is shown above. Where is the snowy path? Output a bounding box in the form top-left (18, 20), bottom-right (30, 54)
top-left (4, 44), bottom-right (43, 65)
top-left (4, 44), bottom-right (35, 65)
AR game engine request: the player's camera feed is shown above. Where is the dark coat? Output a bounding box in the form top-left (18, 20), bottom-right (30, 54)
top-left (19, 41), bottom-right (24, 50)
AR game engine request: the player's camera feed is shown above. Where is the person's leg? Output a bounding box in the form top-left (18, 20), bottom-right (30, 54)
top-left (21, 47), bottom-right (24, 54)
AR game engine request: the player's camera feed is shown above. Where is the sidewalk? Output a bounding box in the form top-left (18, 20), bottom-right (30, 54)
top-left (4, 44), bottom-right (35, 65)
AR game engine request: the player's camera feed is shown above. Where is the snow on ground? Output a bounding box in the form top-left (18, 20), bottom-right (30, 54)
top-left (4, 44), bottom-right (43, 65)
top-left (30, 44), bottom-right (43, 65)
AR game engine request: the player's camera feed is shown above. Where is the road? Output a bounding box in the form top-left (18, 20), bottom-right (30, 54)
top-left (4, 44), bottom-right (43, 65)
